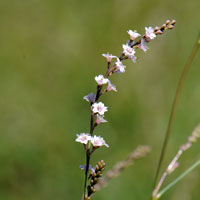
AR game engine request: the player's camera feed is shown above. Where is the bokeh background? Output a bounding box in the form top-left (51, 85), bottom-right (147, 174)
top-left (0, 0), bottom-right (200, 200)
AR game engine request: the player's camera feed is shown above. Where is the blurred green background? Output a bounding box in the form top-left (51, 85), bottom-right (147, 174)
top-left (0, 0), bottom-right (200, 200)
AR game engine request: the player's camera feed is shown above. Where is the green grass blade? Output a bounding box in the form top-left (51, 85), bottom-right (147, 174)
top-left (153, 34), bottom-right (200, 188)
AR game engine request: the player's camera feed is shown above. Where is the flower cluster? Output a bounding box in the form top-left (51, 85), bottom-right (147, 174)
top-left (85, 160), bottom-right (106, 199)
top-left (76, 133), bottom-right (109, 148)
top-left (76, 19), bottom-right (176, 200)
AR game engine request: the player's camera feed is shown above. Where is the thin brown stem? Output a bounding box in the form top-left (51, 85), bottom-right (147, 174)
top-left (153, 34), bottom-right (200, 190)
top-left (83, 151), bottom-right (90, 199)
top-left (83, 68), bottom-right (110, 199)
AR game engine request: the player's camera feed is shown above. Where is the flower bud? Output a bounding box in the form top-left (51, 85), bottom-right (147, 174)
top-left (84, 195), bottom-right (90, 200)
top-left (161, 24), bottom-right (167, 29)
top-left (97, 171), bottom-right (101, 176)
top-left (144, 37), bottom-right (151, 42)
top-left (93, 177), bottom-right (98, 183)
top-left (167, 25), bottom-right (174, 29)
top-left (155, 30), bottom-right (163, 35)
top-left (171, 20), bottom-right (176, 25)
top-left (165, 19), bottom-right (170, 25)
top-left (93, 173), bottom-right (97, 177)
top-left (91, 187), bottom-right (96, 193)
top-left (154, 26), bottom-right (160, 31)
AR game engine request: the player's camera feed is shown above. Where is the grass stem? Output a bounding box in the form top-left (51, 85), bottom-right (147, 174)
top-left (153, 34), bottom-right (200, 189)
top-left (157, 159), bottom-right (200, 199)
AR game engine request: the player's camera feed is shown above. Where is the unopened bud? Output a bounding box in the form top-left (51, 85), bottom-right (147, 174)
top-left (154, 26), bottom-right (160, 31)
top-left (161, 24), bottom-right (167, 29)
top-left (97, 171), bottom-right (102, 176)
top-left (155, 30), bottom-right (163, 35)
top-left (84, 195), bottom-right (90, 200)
top-left (91, 186), bottom-right (96, 193)
top-left (171, 20), bottom-right (176, 25)
top-left (165, 19), bottom-right (170, 25)
top-left (168, 25), bottom-right (174, 29)
top-left (94, 177), bottom-right (98, 183)
top-left (93, 173), bottom-right (97, 177)
top-left (144, 37), bottom-right (151, 42)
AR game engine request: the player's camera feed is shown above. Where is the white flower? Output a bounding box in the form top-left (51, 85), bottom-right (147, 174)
top-left (92, 102), bottom-right (108, 115)
top-left (96, 114), bottom-right (108, 124)
top-left (122, 44), bottom-right (137, 63)
top-left (145, 27), bottom-right (156, 40)
top-left (114, 59), bottom-right (126, 74)
top-left (91, 135), bottom-right (109, 147)
top-left (102, 53), bottom-right (117, 63)
top-left (127, 30), bottom-right (141, 40)
top-left (138, 38), bottom-right (149, 52)
top-left (106, 81), bottom-right (117, 92)
top-left (95, 75), bottom-right (109, 86)
top-left (76, 133), bottom-right (91, 144)
top-left (83, 93), bottom-right (96, 103)
top-left (123, 44), bottom-right (136, 57)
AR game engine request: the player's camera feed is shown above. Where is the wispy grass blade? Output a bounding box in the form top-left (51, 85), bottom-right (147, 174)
top-left (153, 34), bottom-right (200, 188)
top-left (157, 159), bottom-right (200, 199)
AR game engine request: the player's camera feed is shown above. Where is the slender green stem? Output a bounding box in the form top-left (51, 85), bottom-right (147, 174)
top-left (153, 34), bottom-right (200, 188)
top-left (157, 159), bottom-right (200, 199)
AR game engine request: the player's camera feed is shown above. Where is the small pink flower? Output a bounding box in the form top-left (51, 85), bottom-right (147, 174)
top-left (92, 102), bottom-right (108, 115)
top-left (83, 93), bottom-right (96, 103)
top-left (96, 114), bottom-right (108, 124)
top-left (102, 53), bottom-right (117, 63)
top-left (127, 30), bottom-right (141, 40)
top-left (122, 44), bottom-right (137, 63)
top-left (145, 27), bottom-right (156, 40)
top-left (138, 38), bottom-right (149, 52)
top-left (106, 81), bottom-right (117, 92)
top-left (95, 75), bottom-right (109, 86)
top-left (114, 59), bottom-right (126, 74)
top-left (91, 135), bottom-right (109, 147)
top-left (76, 133), bottom-right (91, 144)
top-left (123, 44), bottom-right (136, 57)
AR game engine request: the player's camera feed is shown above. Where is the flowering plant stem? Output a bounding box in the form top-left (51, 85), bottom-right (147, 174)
top-left (83, 112), bottom-right (95, 198)
top-left (153, 34), bottom-right (200, 188)
top-left (76, 20), bottom-right (176, 200)
top-left (156, 159), bottom-right (200, 199)
top-left (83, 55), bottom-right (123, 199)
